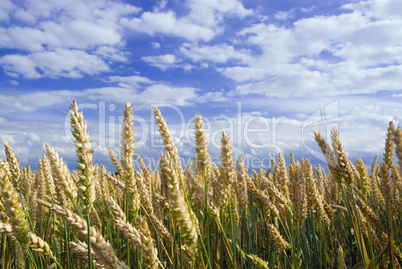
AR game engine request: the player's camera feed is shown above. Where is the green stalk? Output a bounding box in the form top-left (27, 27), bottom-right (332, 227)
top-left (228, 191), bottom-right (237, 268)
top-left (125, 189), bottom-right (130, 267)
top-left (86, 214), bottom-right (92, 269)
top-left (64, 221), bottom-right (70, 269)
top-left (2, 234), bottom-right (7, 269)
top-left (203, 168), bottom-right (212, 263)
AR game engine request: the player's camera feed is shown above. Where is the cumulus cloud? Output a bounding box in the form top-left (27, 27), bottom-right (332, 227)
top-left (121, 11), bottom-right (216, 41)
top-left (0, 0), bottom-right (15, 22)
top-left (0, 0), bottom-right (140, 78)
top-left (140, 54), bottom-right (196, 71)
top-left (0, 49), bottom-right (110, 78)
top-left (213, 0), bottom-right (402, 97)
top-left (180, 43), bottom-right (251, 64)
top-left (0, 90), bottom-right (75, 113)
top-left (121, 0), bottom-right (251, 41)
top-left (0, 54), bottom-right (40, 78)
top-left (108, 75), bottom-right (153, 88)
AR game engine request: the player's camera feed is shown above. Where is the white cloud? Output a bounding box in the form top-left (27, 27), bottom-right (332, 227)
top-left (0, 0), bottom-right (141, 78)
top-left (140, 84), bottom-right (198, 106)
top-left (212, 1), bottom-right (402, 97)
top-left (141, 54), bottom-right (179, 70)
top-left (109, 75), bottom-right (153, 88)
top-left (0, 0), bottom-right (15, 22)
top-left (151, 42), bottom-right (161, 49)
top-left (274, 11), bottom-right (293, 21)
top-left (0, 90), bottom-right (74, 113)
top-left (1, 49), bottom-right (110, 78)
top-left (0, 54), bottom-right (40, 78)
top-left (121, 0), bottom-right (251, 41)
top-left (10, 0), bottom-right (141, 23)
top-left (121, 11), bottom-right (215, 41)
top-left (31, 49), bottom-right (110, 78)
top-left (186, 0), bottom-right (253, 26)
top-left (40, 20), bottom-right (122, 49)
top-left (180, 43), bottom-right (251, 64)
top-left (142, 54), bottom-right (177, 64)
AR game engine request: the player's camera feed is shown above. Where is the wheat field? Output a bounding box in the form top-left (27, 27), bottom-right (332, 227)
top-left (0, 100), bottom-right (401, 268)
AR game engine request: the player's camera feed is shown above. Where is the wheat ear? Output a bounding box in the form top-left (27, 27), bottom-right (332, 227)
top-left (69, 100), bottom-right (95, 214)
top-left (50, 204), bottom-right (121, 269)
top-left (161, 156), bottom-right (199, 256)
top-left (0, 161), bottom-right (30, 253)
top-left (3, 142), bottom-right (21, 189)
top-left (120, 102), bottom-right (140, 222)
top-left (108, 148), bottom-right (124, 176)
top-left (267, 224), bottom-right (290, 252)
top-left (45, 144), bottom-right (77, 202)
top-left (194, 114), bottom-right (210, 176)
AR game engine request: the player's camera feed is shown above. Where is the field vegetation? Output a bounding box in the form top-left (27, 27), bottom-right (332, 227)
top-left (0, 101), bottom-right (401, 268)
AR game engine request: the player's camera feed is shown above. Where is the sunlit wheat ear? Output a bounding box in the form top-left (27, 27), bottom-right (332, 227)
top-left (161, 156), bottom-right (199, 256)
top-left (120, 102), bottom-right (140, 222)
top-left (45, 144), bottom-right (77, 203)
top-left (0, 222), bottom-right (56, 261)
top-left (313, 164), bottom-right (325, 196)
top-left (330, 129), bottom-right (353, 186)
top-left (314, 130), bottom-right (340, 179)
top-left (69, 100), bottom-right (95, 214)
top-left (302, 159), bottom-right (330, 225)
top-left (393, 127), bottom-right (402, 176)
top-left (137, 155), bottom-right (150, 179)
top-left (152, 106), bottom-right (182, 173)
top-left (108, 195), bottom-right (163, 261)
top-left (379, 162), bottom-right (394, 210)
top-left (261, 169), bottom-right (290, 210)
top-left (235, 156), bottom-right (248, 211)
top-left (246, 174), bottom-right (279, 219)
top-left (39, 155), bottom-right (60, 204)
top-left (136, 172), bottom-right (173, 245)
top-left (187, 169), bottom-right (219, 216)
top-left (159, 153), bottom-right (170, 206)
top-left (290, 160), bottom-right (307, 225)
top-left (219, 131), bottom-right (235, 186)
top-left (19, 166), bottom-right (34, 202)
top-left (370, 157), bottom-right (385, 208)
top-left (114, 216), bottom-right (165, 268)
top-left (355, 159), bottom-right (371, 198)
top-left (274, 153), bottom-right (290, 199)
top-left (139, 216), bottom-right (160, 269)
top-left (120, 102), bottom-right (135, 170)
top-left (0, 162), bottom-right (30, 253)
top-left (194, 114), bottom-right (210, 177)
top-left (50, 204), bottom-right (122, 269)
top-left (384, 121), bottom-right (396, 167)
top-left (108, 197), bottom-right (127, 223)
top-left (69, 241), bottom-right (129, 269)
top-left (4, 142), bottom-right (22, 188)
top-left (211, 131), bottom-right (235, 208)
top-left (68, 241), bottom-right (106, 269)
top-left (29, 232), bottom-right (57, 260)
top-left (267, 224), bottom-right (290, 252)
top-left (108, 147), bottom-right (124, 177)
top-left (0, 221), bottom-right (14, 237)
top-left (153, 169), bottom-right (161, 194)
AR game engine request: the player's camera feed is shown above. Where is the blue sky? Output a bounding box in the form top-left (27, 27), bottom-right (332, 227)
top-left (1, 0), bottom-right (402, 172)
